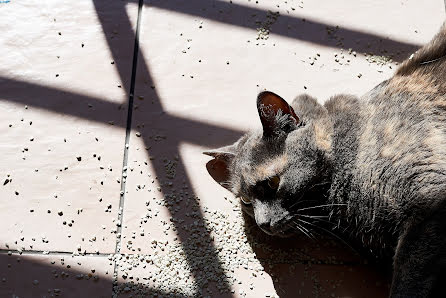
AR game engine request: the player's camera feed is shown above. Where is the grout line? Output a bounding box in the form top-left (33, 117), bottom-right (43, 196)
top-left (0, 248), bottom-right (110, 258)
top-left (114, 0), bottom-right (143, 257)
top-left (0, 249), bottom-right (366, 267)
top-left (112, 0), bottom-right (144, 290)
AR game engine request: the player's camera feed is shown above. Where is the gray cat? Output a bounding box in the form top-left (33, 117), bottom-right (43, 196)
top-left (204, 24), bottom-right (446, 297)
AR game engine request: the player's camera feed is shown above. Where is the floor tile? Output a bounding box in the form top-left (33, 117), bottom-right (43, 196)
top-left (0, 0), bottom-right (137, 253)
top-left (0, 252), bottom-right (114, 298)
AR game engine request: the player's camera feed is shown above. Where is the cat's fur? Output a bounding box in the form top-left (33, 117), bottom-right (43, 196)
top-left (205, 23), bottom-right (446, 297)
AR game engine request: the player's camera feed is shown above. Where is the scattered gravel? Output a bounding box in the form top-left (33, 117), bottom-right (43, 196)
top-left (110, 190), bottom-right (323, 297)
top-left (365, 54), bottom-right (393, 66)
top-left (255, 11), bottom-right (280, 42)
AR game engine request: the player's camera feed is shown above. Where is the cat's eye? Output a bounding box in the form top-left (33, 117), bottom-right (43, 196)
top-left (267, 175), bottom-right (280, 190)
top-left (240, 196), bottom-right (252, 205)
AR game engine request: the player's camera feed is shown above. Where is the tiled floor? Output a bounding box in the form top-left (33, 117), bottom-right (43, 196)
top-left (0, 0), bottom-right (444, 297)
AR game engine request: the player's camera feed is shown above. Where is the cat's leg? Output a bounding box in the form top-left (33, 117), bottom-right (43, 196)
top-left (390, 207), bottom-right (446, 298)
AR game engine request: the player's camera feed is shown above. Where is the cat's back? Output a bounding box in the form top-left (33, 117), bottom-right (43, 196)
top-left (353, 24), bottom-right (446, 221)
top-left (363, 22), bottom-right (446, 128)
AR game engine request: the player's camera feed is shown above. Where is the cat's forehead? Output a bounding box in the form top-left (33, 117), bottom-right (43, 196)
top-left (248, 154), bottom-right (288, 183)
top-left (234, 132), bottom-right (288, 187)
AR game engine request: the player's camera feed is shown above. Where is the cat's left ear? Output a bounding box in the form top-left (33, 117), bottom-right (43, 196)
top-left (257, 91), bottom-right (300, 138)
top-left (203, 143), bottom-right (237, 190)
top-left (203, 141), bottom-right (238, 160)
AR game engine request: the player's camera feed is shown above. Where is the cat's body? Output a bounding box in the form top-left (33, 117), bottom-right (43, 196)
top-left (329, 63), bottom-right (446, 256)
top-left (205, 24), bottom-right (446, 297)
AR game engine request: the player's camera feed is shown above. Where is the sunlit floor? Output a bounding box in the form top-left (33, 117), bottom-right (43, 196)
top-left (0, 0), bottom-right (444, 297)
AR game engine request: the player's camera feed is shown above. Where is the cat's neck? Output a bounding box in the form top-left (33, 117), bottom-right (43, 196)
top-left (325, 94), bottom-right (362, 170)
top-left (323, 94), bottom-right (363, 201)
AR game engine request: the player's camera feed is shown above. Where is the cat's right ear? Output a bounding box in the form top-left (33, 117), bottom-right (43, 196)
top-left (203, 144), bottom-right (237, 190)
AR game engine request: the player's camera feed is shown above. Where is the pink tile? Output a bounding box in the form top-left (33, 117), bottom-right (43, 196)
top-left (0, 0), bottom-right (138, 253)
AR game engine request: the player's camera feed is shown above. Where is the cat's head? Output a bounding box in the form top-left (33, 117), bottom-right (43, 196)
top-left (205, 91), bottom-right (333, 237)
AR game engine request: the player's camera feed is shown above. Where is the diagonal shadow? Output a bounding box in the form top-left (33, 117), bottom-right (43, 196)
top-left (142, 0), bottom-right (420, 62)
top-left (0, 76), bottom-right (242, 147)
top-left (92, 0), bottom-right (236, 295)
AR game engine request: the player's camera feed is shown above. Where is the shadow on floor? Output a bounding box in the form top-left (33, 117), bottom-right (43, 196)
top-left (0, 252), bottom-right (197, 297)
top-left (146, 0), bottom-right (420, 62)
top-left (242, 212), bottom-right (391, 298)
top-left (0, 253), bottom-right (112, 297)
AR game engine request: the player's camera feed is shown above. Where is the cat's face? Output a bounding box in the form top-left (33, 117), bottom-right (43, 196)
top-left (205, 91), bottom-right (331, 237)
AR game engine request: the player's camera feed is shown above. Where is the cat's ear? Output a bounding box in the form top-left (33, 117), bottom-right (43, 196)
top-left (291, 94), bottom-right (327, 121)
top-left (203, 143), bottom-right (237, 190)
top-left (203, 143), bottom-right (236, 160)
top-left (257, 91), bottom-right (300, 137)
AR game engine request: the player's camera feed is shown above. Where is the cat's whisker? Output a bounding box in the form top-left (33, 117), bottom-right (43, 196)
top-left (296, 203), bottom-right (347, 213)
top-left (297, 214), bottom-right (338, 226)
top-left (297, 214), bottom-right (329, 219)
top-left (297, 218), bottom-right (358, 254)
top-left (292, 223), bottom-right (311, 239)
top-left (307, 181), bottom-right (331, 191)
top-left (288, 199), bottom-right (320, 210)
top-left (300, 223), bottom-right (321, 239)
top-left (295, 221), bottom-right (316, 240)
top-left (291, 220), bottom-right (315, 240)
top-left (296, 214), bottom-right (348, 234)
top-left (301, 216), bottom-right (343, 230)
top-left (299, 215), bottom-right (338, 226)
top-left (287, 176), bottom-right (331, 208)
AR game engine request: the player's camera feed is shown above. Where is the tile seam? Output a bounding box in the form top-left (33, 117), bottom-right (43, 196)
top-left (0, 248), bottom-right (365, 266)
top-left (111, 0), bottom-right (144, 293)
top-left (0, 249), bottom-right (110, 257)
top-left (114, 0), bottom-right (143, 256)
